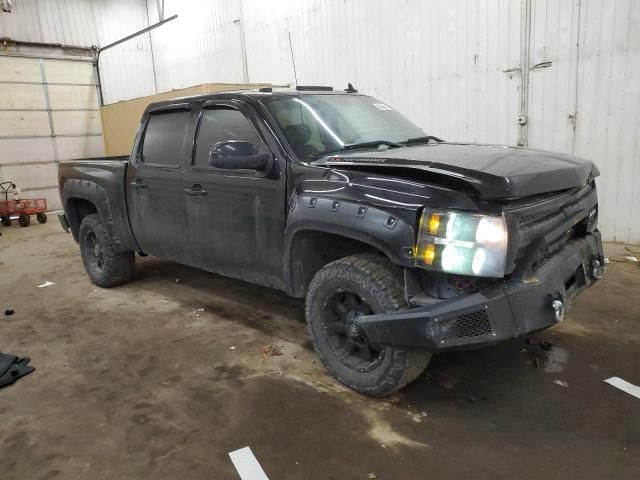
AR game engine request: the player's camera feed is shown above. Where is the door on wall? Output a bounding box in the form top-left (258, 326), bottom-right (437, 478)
top-left (0, 53), bottom-right (104, 211)
top-left (525, 0), bottom-right (581, 154)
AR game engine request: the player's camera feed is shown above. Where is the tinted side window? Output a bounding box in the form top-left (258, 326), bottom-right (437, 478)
top-left (141, 110), bottom-right (190, 167)
top-left (194, 108), bottom-right (261, 167)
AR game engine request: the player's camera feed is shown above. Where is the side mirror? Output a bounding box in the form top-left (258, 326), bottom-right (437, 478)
top-left (209, 141), bottom-right (272, 171)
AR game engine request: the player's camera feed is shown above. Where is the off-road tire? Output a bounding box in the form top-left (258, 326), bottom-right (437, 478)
top-left (1, 216), bottom-right (11, 227)
top-left (79, 214), bottom-right (134, 288)
top-left (306, 254), bottom-right (431, 396)
top-left (36, 213), bottom-right (48, 224)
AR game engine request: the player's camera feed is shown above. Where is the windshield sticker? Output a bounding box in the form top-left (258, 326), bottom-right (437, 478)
top-left (373, 103), bottom-right (393, 111)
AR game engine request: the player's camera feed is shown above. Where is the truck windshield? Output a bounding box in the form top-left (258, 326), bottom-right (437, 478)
top-left (262, 94), bottom-right (427, 160)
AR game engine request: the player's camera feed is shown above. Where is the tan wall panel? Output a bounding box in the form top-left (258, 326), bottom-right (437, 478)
top-left (55, 135), bottom-right (105, 160)
top-left (0, 111), bottom-right (50, 136)
top-left (48, 85), bottom-right (99, 110)
top-left (0, 56), bottom-right (42, 82)
top-left (2, 162), bottom-right (58, 190)
top-left (43, 59), bottom-right (94, 84)
top-left (101, 83), bottom-right (273, 156)
top-left (0, 137), bottom-right (55, 164)
top-left (52, 111), bottom-right (102, 135)
top-left (0, 84), bottom-right (46, 109)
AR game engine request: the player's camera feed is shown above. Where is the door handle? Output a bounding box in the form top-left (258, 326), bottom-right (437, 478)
top-left (184, 184), bottom-right (207, 196)
top-left (130, 180), bottom-right (147, 189)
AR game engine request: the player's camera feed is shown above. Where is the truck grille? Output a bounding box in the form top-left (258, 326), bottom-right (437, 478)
top-left (518, 208), bottom-right (558, 226)
top-left (504, 181), bottom-right (598, 276)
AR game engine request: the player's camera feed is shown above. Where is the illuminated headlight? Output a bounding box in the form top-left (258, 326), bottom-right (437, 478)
top-left (414, 210), bottom-right (508, 277)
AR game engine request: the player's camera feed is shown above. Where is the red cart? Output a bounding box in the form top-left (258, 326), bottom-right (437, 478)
top-left (0, 181), bottom-right (48, 227)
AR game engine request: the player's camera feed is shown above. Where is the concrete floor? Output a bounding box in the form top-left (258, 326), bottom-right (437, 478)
top-left (0, 219), bottom-right (639, 480)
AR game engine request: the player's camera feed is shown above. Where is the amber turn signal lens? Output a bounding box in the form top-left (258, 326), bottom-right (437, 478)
top-left (422, 243), bottom-right (436, 265)
top-left (428, 213), bottom-right (440, 235)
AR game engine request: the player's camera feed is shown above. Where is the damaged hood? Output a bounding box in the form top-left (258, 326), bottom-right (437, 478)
top-left (312, 143), bottom-right (598, 199)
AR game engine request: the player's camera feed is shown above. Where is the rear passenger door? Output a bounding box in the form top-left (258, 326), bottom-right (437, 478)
top-left (127, 104), bottom-right (193, 262)
top-left (182, 100), bottom-right (286, 289)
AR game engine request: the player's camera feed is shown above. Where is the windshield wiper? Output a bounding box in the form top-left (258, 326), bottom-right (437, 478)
top-left (312, 140), bottom-right (403, 159)
top-left (401, 135), bottom-right (444, 145)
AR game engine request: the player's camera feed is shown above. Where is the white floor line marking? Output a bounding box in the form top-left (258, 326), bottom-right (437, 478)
top-left (604, 377), bottom-right (640, 400)
top-left (228, 446), bottom-right (270, 480)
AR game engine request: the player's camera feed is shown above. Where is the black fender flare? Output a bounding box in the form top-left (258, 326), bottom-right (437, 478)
top-left (284, 194), bottom-right (418, 295)
top-left (62, 179), bottom-right (130, 250)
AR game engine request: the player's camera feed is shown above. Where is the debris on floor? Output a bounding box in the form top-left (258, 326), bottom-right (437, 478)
top-left (604, 377), bottom-right (640, 400)
top-left (0, 352), bottom-right (35, 388)
top-left (408, 413), bottom-right (423, 423)
top-left (367, 473), bottom-right (377, 479)
top-left (524, 340), bottom-right (569, 373)
top-left (259, 345), bottom-right (283, 362)
top-left (4, 309), bottom-right (14, 316)
top-left (609, 247), bottom-right (640, 266)
top-left (228, 446), bottom-right (270, 480)
top-left (36, 281), bottom-right (55, 288)
top-left (553, 379), bottom-right (569, 388)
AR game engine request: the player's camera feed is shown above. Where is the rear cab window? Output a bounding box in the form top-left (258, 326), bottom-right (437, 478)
top-left (141, 110), bottom-right (191, 167)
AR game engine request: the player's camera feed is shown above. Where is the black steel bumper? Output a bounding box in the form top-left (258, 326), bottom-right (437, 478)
top-left (356, 232), bottom-right (605, 352)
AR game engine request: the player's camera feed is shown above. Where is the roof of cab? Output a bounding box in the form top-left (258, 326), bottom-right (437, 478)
top-left (146, 86), bottom-right (362, 109)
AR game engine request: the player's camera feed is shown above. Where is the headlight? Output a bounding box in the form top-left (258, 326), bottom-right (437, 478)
top-left (414, 209), bottom-right (508, 277)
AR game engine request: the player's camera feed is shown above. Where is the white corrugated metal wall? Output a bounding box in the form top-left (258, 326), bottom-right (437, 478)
top-left (0, 0), bottom-right (154, 210)
top-left (1, 0), bottom-right (638, 243)
top-left (0, 0), bottom-right (155, 103)
top-left (146, 0), bottom-right (640, 244)
top-left (145, 0), bottom-right (245, 92)
top-left (526, 0), bottom-right (640, 243)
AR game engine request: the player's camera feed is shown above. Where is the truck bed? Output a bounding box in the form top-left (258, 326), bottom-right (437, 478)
top-left (58, 155), bottom-right (137, 252)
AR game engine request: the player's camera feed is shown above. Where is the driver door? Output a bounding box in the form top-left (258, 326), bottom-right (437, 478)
top-left (182, 100), bottom-right (286, 289)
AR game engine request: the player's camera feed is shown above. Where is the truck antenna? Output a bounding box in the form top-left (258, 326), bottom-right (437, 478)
top-left (288, 31), bottom-right (299, 86)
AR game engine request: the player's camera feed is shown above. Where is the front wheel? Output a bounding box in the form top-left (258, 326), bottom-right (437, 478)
top-left (36, 212), bottom-right (47, 224)
top-left (79, 214), bottom-right (134, 288)
top-left (305, 254), bottom-right (431, 396)
top-left (1, 216), bottom-right (10, 227)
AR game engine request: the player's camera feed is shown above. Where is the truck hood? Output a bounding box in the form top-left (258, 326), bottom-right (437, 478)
top-left (312, 143), bottom-right (598, 199)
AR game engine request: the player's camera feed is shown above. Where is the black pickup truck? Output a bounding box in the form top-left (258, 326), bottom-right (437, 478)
top-left (58, 87), bottom-right (605, 396)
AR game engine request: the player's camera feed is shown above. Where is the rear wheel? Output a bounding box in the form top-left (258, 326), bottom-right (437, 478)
top-left (18, 214), bottom-right (30, 227)
top-left (79, 214), bottom-right (134, 287)
top-left (1, 216), bottom-right (10, 227)
top-left (305, 254), bottom-right (431, 396)
top-left (36, 213), bottom-right (47, 224)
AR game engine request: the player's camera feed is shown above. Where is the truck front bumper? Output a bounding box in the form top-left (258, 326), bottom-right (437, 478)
top-left (356, 232), bottom-right (605, 352)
